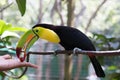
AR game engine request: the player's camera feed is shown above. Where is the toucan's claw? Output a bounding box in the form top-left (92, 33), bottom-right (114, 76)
top-left (54, 52), bottom-right (57, 56)
top-left (73, 47), bottom-right (81, 56)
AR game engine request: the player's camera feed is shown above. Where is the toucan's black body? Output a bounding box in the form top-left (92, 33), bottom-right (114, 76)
top-left (33, 24), bottom-right (105, 77)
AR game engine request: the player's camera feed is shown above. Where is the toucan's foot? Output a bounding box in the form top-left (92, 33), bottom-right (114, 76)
top-left (54, 49), bottom-right (61, 56)
top-left (73, 47), bottom-right (82, 56)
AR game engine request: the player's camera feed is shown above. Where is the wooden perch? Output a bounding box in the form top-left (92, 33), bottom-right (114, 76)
top-left (28, 48), bottom-right (120, 56)
top-left (85, 0), bottom-right (107, 32)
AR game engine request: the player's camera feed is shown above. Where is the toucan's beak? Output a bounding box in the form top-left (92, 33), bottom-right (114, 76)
top-left (16, 30), bottom-right (38, 62)
top-left (16, 26), bottom-right (60, 62)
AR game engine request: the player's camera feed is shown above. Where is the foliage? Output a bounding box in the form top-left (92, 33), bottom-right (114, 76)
top-left (91, 33), bottom-right (120, 80)
top-left (92, 33), bottom-right (117, 50)
top-left (16, 0), bottom-right (26, 16)
top-left (0, 20), bottom-right (28, 55)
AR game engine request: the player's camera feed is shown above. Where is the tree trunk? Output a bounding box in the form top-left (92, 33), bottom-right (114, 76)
top-left (64, 0), bottom-right (75, 80)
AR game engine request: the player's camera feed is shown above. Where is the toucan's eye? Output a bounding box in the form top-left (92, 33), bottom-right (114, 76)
top-left (36, 30), bottom-right (39, 33)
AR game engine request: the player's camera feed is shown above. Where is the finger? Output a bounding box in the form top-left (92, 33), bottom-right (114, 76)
top-left (0, 60), bottom-right (38, 71)
top-left (20, 62), bottom-right (38, 68)
top-left (1, 54), bottom-right (12, 59)
top-left (8, 60), bottom-right (38, 69)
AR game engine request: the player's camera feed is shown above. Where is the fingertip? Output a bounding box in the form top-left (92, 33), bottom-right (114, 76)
top-left (29, 63), bottom-right (38, 68)
top-left (33, 65), bottom-right (39, 69)
top-left (24, 62), bottom-right (38, 68)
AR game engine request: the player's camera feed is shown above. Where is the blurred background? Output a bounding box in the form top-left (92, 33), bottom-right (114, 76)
top-left (0, 0), bottom-right (120, 80)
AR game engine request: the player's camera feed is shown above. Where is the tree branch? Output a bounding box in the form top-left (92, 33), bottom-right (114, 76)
top-left (37, 0), bottom-right (51, 24)
top-left (85, 0), bottom-right (107, 32)
top-left (56, 0), bottom-right (64, 25)
top-left (0, 3), bottom-right (13, 12)
top-left (76, 0), bottom-right (86, 19)
top-left (28, 49), bottom-right (120, 56)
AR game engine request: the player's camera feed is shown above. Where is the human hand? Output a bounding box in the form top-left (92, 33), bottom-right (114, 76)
top-left (0, 54), bottom-right (38, 71)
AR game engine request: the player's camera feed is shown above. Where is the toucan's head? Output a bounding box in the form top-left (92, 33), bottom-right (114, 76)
top-left (32, 24), bottom-right (60, 43)
top-left (16, 24), bottom-right (60, 62)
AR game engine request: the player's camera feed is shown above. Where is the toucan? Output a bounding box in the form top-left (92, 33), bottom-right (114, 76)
top-left (16, 24), bottom-right (105, 77)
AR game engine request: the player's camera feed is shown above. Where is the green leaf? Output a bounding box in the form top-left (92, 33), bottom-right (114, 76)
top-left (0, 48), bottom-right (16, 55)
top-left (0, 72), bottom-right (5, 77)
top-left (16, 0), bottom-right (26, 16)
top-left (8, 27), bottom-right (28, 32)
top-left (108, 37), bottom-right (116, 42)
top-left (0, 20), bottom-right (7, 35)
top-left (0, 20), bottom-right (13, 35)
top-left (1, 31), bottom-right (20, 39)
top-left (108, 66), bottom-right (117, 70)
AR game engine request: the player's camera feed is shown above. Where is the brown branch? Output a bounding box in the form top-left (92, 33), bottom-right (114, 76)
top-left (0, 3), bottom-right (13, 12)
top-left (85, 0), bottom-right (107, 32)
top-left (75, 0), bottom-right (86, 27)
top-left (67, 0), bottom-right (75, 26)
top-left (50, 0), bottom-right (64, 25)
top-left (2, 46), bottom-right (120, 56)
top-left (37, 0), bottom-right (43, 23)
top-left (37, 0), bottom-right (51, 24)
top-left (28, 49), bottom-right (120, 56)
top-left (76, 0), bottom-right (86, 18)
top-left (56, 0), bottom-right (64, 25)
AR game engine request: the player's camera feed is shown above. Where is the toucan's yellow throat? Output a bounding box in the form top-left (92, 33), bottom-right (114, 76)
top-left (32, 26), bottom-right (60, 43)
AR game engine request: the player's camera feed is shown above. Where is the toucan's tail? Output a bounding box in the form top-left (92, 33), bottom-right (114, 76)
top-left (89, 55), bottom-right (105, 77)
